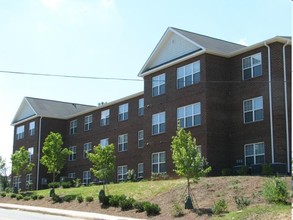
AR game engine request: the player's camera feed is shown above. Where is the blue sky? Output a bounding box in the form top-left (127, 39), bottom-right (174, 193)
top-left (0, 0), bottom-right (291, 169)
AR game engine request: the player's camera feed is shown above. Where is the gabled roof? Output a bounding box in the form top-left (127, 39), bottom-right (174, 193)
top-left (138, 27), bottom-right (245, 77)
top-left (12, 97), bottom-right (96, 125)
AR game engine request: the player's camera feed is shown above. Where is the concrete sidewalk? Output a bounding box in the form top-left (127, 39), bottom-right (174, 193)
top-left (0, 203), bottom-right (144, 220)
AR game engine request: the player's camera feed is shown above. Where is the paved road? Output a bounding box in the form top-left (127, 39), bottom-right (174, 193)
top-left (0, 208), bottom-right (87, 220)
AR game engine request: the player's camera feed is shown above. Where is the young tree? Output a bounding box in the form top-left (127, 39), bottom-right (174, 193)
top-left (0, 156), bottom-right (8, 190)
top-left (40, 132), bottom-right (71, 187)
top-left (87, 144), bottom-right (116, 190)
top-left (171, 126), bottom-right (211, 209)
top-left (11, 146), bottom-right (34, 190)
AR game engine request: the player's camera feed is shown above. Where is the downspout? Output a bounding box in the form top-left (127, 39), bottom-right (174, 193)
top-left (264, 43), bottom-right (274, 164)
top-left (36, 116), bottom-right (43, 190)
top-left (282, 41), bottom-right (290, 173)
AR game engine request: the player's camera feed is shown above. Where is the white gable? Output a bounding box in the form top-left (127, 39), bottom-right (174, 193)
top-left (147, 32), bottom-right (200, 70)
top-left (12, 98), bottom-right (37, 124)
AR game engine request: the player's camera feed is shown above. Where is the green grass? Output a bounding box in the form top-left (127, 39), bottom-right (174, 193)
top-left (212, 204), bottom-right (291, 220)
top-left (37, 179), bottom-right (186, 200)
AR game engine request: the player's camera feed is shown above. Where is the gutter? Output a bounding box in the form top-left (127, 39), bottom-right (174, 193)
top-left (36, 116), bottom-right (43, 190)
top-left (264, 43), bottom-right (274, 164)
top-left (282, 41), bottom-right (290, 173)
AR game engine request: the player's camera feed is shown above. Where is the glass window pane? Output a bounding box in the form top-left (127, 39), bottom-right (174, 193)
top-left (255, 109), bottom-right (263, 121)
top-left (160, 163), bottom-right (166, 172)
top-left (252, 53), bottom-right (261, 65)
top-left (244, 100), bottom-right (252, 111)
top-left (152, 154), bottom-right (158, 163)
top-left (177, 78), bottom-right (184, 89)
top-left (245, 112), bottom-right (253, 123)
top-left (160, 84), bottom-right (165, 94)
top-left (193, 61), bottom-right (200, 73)
top-left (194, 115), bottom-right (201, 126)
top-left (193, 72), bottom-right (200, 83)
top-left (160, 153), bottom-right (165, 162)
top-left (243, 69), bottom-right (251, 80)
top-left (193, 103), bottom-right (200, 115)
top-left (253, 65), bottom-right (262, 77)
top-left (256, 155), bottom-right (264, 164)
top-left (177, 67), bottom-right (184, 79)
top-left (245, 145), bottom-right (253, 156)
top-left (185, 116), bottom-right (192, 128)
top-left (246, 156), bottom-right (254, 166)
top-left (185, 64), bottom-right (192, 75)
top-left (185, 105), bottom-right (192, 116)
top-left (255, 143), bottom-right (264, 154)
top-left (254, 97), bottom-right (263, 109)
top-left (185, 75), bottom-right (192, 86)
top-left (177, 107), bottom-right (184, 119)
top-left (243, 57), bottom-right (251, 69)
top-left (152, 165), bottom-right (158, 173)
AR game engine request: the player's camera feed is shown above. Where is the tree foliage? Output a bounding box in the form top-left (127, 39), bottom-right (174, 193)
top-left (0, 156), bottom-right (5, 176)
top-left (171, 127), bottom-right (211, 191)
top-left (40, 132), bottom-right (71, 183)
top-left (87, 144), bottom-right (116, 185)
top-left (11, 146), bottom-right (34, 176)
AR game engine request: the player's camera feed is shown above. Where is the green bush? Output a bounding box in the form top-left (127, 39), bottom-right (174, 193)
top-left (31, 194), bottom-right (38, 200)
top-left (73, 178), bottom-right (81, 187)
top-left (16, 194), bottom-right (23, 200)
top-left (5, 187), bottom-right (12, 193)
top-left (0, 192), bottom-right (6, 197)
top-left (127, 169), bottom-right (136, 182)
top-left (85, 196), bottom-right (94, 202)
top-left (77, 195), bottom-right (83, 203)
top-left (212, 199), bottom-right (228, 215)
top-left (134, 201), bottom-right (145, 212)
top-left (143, 202), bottom-right (161, 216)
top-left (52, 194), bottom-right (63, 203)
top-left (48, 182), bottom-right (60, 188)
top-left (109, 194), bottom-right (126, 207)
top-left (237, 166), bottom-right (249, 175)
top-left (38, 195), bottom-right (44, 200)
top-left (61, 181), bottom-right (72, 189)
top-left (119, 197), bottom-right (135, 211)
top-left (10, 193), bottom-right (17, 198)
top-left (63, 194), bottom-right (76, 202)
top-left (234, 196), bottom-right (250, 209)
top-left (263, 177), bottom-right (289, 204)
top-left (98, 189), bottom-right (106, 203)
top-left (151, 172), bottom-right (169, 181)
top-left (262, 164), bottom-right (272, 176)
top-left (23, 196), bottom-right (30, 201)
top-left (171, 201), bottom-right (184, 217)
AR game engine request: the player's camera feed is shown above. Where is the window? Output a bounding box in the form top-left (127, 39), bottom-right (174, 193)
top-left (100, 138), bottom-right (109, 148)
top-left (137, 163), bottom-right (144, 178)
top-left (177, 61), bottom-right (200, 89)
top-left (138, 98), bottom-right (144, 116)
top-left (70, 120), bottom-right (77, 135)
top-left (177, 102), bottom-right (201, 128)
top-left (152, 112), bottom-right (166, 135)
top-left (243, 96), bottom-right (263, 123)
top-left (152, 152), bottom-right (166, 173)
top-left (152, 73), bottom-right (165, 96)
top-left (100, 109), bottom-right (110, 126)
top-left (118, 134), bottom-right (128, 152)
top-left (244, 142), bottom-right (265, 166)
top-left (117, 165), bottom-right (128, 181)
top-left (16, 125), bottom-right (24, 140)
top-left (83, 142), bottom-right (92, 158)
top-left (118, 103), bottom-right (129, 121)
top-left (84, 115), bottom-right (93, 131)
top-left (26, 174), bottom-right (32, 190)
top-left (68, 173), bottom-right (76, 179)
top-left (29, 121), bottom-right (35, 136)
top-left (68, 146), bottom-right (77, 161)
top-left (138, 130), bottom-right (144, 148)
top-left (82, 171), bottom-right (91, 185)
top-left (242, 53), bottom-right (262, 80)
top-left (13, 175), bottom-right (21, 189)
top-left (28, 147), bottom-right (34, 162)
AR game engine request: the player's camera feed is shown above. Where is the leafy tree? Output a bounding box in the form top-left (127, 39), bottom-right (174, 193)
top-left (171, 126), bottom-right (211, 209)
top-left (0, 156), bottom-right (8, 190)
top-left (40, 132), bottom-right (71, 187)
top-left (87, 144), bottom-right (116, 190)
top-left (11, 146), bottom-right (34, 176)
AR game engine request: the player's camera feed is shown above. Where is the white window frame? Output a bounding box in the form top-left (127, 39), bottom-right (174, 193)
top-left (26, 173), bottom-right (32, 190)
top-left (84, 115), bottom-right (93, 131)
top-left (138, 98), bottom-right (144, 116)
top-left (117, 165), bottom-right (128, 181)
top-left (118, 103), bottom-right (129, 121)
top-left (177, 102), bottom-right (201, 128)
top-left (70, 119), bottom-right (77, 135)
top-left (29, 121), bottom-right (35, 136)
top-left (137, 163), bottom-right (144, 178)
top-left (152, 151), bottom-right (166, 173)
top-left (16, 125), bottom-right (24, 140)
top-left (138, 130), bottom-right (144, 148)
top-left (13, 175), bottom-right (21, 189)
top-left (100, 138), bottom-right (109, 148)
top-left (118, 134), bottom-right (128, 152)
top-left (152, 73), bottom-right (166, 97)
top-left (28, 147), bottom-right (34, 162)
top-left (100, 109), bottom-right (110, 126)
top-left (68, 173), bottom-right (76, 179)
top-left (68, 146), bottom-right (77, 161)
top-left (152, 112), bottom-right (166, 135)
top-left (82, 171), bottom-right (91, 185)
top-left (244, 142), bottom-right (265, 166)
top-left (177, 61), bottom-right (200, 89)
top-left (243, 96), bottom-right (263, 123)
top-left (83, 142), bottom-right (92, 158)
top-left (242, 53), bottom-right (262, 80)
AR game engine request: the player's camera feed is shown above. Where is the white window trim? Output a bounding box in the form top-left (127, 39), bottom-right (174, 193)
top-left (100, 138), bottom-right (109, 148)
top-left (83, 142), bottom-right (92, 158)
top-left (117, 165), bottom-right (128, 181)
top-left (152, 73), bottom-right (166, 97)
top-left (118, 103), bottom-right (129, 121)
top-left (118, 134), bottom-right (128, 152)
top-left (242, 52), bottom-right (262, 80)
top-left (243, 96), bottom-right (263, 123)
top-left (177, 102), bottom-right (201, 128)
top-left (84, 115), bottom-right (93, 131)
top-left (152, 151), bottom-right (166, 173)
top-left (244, 142), bottom-right (265, 166)
top-left (70, 119), bottom-right (77, 135)
top-left (68, 146), bottom-right (77, 161)
top-left (177, 60), bottom-right (200, 89)
top-left (100, 109), bottom-right (110, 126)
top-left (138, 130), bottom-right (144, 148)
top-left (152, 112), bottom-right (166, 135)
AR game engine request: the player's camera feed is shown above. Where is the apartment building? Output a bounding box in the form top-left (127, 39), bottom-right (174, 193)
top-left (11, 27), bottom-right (291, 190)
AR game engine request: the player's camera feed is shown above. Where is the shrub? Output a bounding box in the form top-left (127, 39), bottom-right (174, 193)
top-left (151, 172), bottom-right (169, 181)
top-left (119, 197), bottom-right (135, 211)
top-left (10, 193), bottom-right (17, 198)
top-left (171, 201), bottom-right (184, 217)
top-left (134, 201), bottom-right (145, 212)
top-left (73, 178), bottom-right (81, 187)
top-left (31, 194), bottom-right (38, 200)
top-left (212, 199), bottom-right (228, 215)
top-left (221, 168), bottom-right (232, 176)
top-left (52, 194), bottom-right (63, 203)
top-left (0, 192), bottom-right (6, 197)
top-left (234, 196), bottom-right (250, 209)
top-left (5, 187), bottom-right (12, 193)
top-left (109, 194), bottom-right (126, 207)
top-left (237, 166), bottom-right (249, 175)
top-left (85, 196), bottom-right (94, 202)
top-left (262, 164), bottom-right (272, 176)
top-left (98, 190), bottom-right (111, 206)
top-left (48, 182), bottom-right (60, 188)
top-left (16, 194), bottom-right (23, 200)
top-left (143, 202), bottom-right (161, 216)
top-left (61, 181), bottom-right (72, 189)
top-left (77, 195), bottom-right (83, 203)
top-left (263, 177), bottom-right (289, 204)
top-left (63, 194), bottom-right (76, 202)
top-left (38, 195), bottom-right (44, 200)
top-left (23, 196), bottom-right (30, 201)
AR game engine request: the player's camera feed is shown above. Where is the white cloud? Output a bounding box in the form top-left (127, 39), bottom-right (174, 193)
top-left (41, 0), bottom-right (64, 11)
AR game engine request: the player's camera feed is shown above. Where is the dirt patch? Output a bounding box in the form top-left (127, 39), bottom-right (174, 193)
top-left (0, 176), bottom-right (291, 219)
